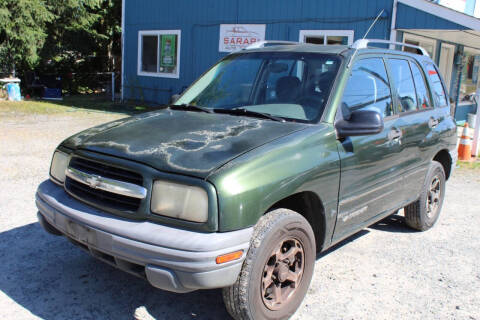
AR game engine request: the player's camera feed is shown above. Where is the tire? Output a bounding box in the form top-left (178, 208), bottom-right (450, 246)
top-left (404, 161), bottom-right (446, 231)
top-left (223, 209), bottom-right (316, 320)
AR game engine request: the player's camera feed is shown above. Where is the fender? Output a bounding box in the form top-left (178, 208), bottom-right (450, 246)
top-left (208, 124), bottom-right (341, 243)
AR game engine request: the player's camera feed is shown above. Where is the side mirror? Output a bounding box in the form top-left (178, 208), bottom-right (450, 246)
top-left (335, 109), bottom-right (384, 138)
top-left (170, 94), bottom-right (180, 104)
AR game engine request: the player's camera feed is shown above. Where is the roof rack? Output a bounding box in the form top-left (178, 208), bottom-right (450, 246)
top-left (245, 40), bottom-right (298, 50)
top-left (351, 39), bottom-right (430, 57)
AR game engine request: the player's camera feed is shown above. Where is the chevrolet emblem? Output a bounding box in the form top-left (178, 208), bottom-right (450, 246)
top-left (86, 175), bottom-right (101, 189)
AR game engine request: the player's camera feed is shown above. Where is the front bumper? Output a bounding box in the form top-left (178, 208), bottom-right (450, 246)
top-left (36, 180), bottom-right (252, 293)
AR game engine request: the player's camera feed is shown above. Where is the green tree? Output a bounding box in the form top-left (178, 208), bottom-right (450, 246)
top-left (37, 0), bottom-right (121, 74)
top-left (94, 0), bottom-right (122, 71)
top-left (39, 0), bottom-right (103, 73)
top-left (0, 0), bottom-right (53, 74)
top-left (0, 0), bottom-right (122, 84)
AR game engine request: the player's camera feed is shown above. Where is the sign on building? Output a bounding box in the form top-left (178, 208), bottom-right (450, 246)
top-left (219, 24), bottom-right (266, 52)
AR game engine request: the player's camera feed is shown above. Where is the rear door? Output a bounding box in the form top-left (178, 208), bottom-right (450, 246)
top-left (423, 61), bottom-right (455, 135)
top-left (385, 57), bottom-right (434, 202)
top-left (333, 56), bottom-right (406, 241)
top-left (422, 61), bottom-right (457, 172)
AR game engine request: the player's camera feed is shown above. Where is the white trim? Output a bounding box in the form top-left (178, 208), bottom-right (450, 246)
top-left (472, 88), bottom-right (480, 156)
top-left (137, 30), bottom-right (181, 79)
top-left (398, 0), bottom-right (480, 31)
top-left (121, 0), bottom-right (125, 101)
top-left (389, 0), bottom-right (398, 49)
top-left (298, 30), bottom-right (354, 45)
top-left (439, 42), bottom-right (455, 88)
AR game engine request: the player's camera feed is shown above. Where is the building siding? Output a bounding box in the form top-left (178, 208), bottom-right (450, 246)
top-left (123, 0), bottom-right (475, 104)
top-left (123, 0), bottom-right (393, 103)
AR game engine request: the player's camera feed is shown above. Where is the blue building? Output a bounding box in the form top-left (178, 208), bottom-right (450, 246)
top-left (121, 0), bottom-right (480, 120)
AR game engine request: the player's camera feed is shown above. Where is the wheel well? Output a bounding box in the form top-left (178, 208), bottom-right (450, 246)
top-left (433, 149), bottom-right (452, 180)
top-left (267, 192), bottom-right (326, 252)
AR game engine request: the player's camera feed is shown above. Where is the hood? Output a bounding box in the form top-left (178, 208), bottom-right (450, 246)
top-left (62, 109), bottom-right (307, 178)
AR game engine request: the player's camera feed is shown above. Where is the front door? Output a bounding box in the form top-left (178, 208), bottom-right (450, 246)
top-left (333, 57), bottom-right (405, 242)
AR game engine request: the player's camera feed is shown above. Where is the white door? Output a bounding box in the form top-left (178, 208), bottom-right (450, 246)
top-left (439, 43), bottom-right (454, 93)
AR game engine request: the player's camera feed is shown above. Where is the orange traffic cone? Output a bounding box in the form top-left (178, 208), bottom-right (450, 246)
top-left (458, 123), bottom-right (472, 161)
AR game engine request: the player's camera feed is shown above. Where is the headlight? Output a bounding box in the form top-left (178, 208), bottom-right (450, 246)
top-left (50, 150), bottom-right (70, 183)
top-left (151, 180), bottom-right (208, 223)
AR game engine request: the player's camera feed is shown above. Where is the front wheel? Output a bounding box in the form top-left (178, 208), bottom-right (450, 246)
top-left (404, 161), bottom-right (446, 231)
top-left (223, 209), bottom-right (316, 320)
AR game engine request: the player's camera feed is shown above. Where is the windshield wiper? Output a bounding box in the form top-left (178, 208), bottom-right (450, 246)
top-left (170, 104), bottom-right (284, 122)
top-left (214, 108), bottom-right (285, 122)
top-left (169, 104), bottom-right (214, 114)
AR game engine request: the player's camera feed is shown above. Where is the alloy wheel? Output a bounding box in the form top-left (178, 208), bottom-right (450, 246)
top-left (426, 175), bottom-right (441, 218)
top-left (261, 238), bottom-right (305, 311)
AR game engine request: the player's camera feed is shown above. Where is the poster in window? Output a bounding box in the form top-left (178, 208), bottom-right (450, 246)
top-left (161, 35), bottom-right (176, 68)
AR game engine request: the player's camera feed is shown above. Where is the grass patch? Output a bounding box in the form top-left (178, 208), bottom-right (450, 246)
top-left (456, 160), bottom-right (480, 170)
top-left (0, 94), bottom-right (164, 117)
top-left (0, 99), bottom-right (73, 115)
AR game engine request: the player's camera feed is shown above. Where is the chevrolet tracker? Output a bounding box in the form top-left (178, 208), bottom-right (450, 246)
top-left (36, 39), bottom-right (457, 320)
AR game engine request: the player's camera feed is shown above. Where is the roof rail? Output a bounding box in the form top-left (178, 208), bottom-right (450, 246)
top-left (245, 40), bottom-right (298, 50)
top-left (351, 39), bottom-right (430, 57)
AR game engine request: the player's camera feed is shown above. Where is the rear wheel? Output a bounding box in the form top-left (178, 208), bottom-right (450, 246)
top-left (404, 161), bottom-right (446, 231)
top-left (223, 209), bottom-right (315, 320)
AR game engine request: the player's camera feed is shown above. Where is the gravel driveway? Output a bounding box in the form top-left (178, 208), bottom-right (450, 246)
top-left (0, 110), bottom-right (479, 320)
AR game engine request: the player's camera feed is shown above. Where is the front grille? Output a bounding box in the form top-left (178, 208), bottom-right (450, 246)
top-left (65, 157), bottom-right (143, 213)
top-left (69, 157), bottom-right (143, 185)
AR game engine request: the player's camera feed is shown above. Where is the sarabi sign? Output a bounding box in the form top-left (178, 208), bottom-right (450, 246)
top-left (219, 24), bottom-right (266, 52)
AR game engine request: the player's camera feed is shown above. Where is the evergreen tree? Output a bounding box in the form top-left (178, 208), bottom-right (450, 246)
top-left (0, 0), bottom-right (53, 74)
top-left (94, 0), bottom-right (122, 71)
top-left (39, 0), bottom-right (103, 73)
top-left (0, 0), bottom-right (122, 76)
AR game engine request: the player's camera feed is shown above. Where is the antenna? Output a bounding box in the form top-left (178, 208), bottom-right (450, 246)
top-left (347, 9), bottom-right (385, 69)
top-left (362, 9), bottom-right (385, 40)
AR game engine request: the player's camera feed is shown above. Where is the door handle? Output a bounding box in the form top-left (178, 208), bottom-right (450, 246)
top-left (388, 128), bottom-right (402, 141)
top-left (428, 117), bottom-right (439, 128)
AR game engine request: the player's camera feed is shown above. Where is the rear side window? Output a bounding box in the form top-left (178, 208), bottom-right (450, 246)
top-left (389, 59), bottom-right (418, 113)
top-left (341, 58), bottom-right (393, 117)
top-left (425, 63), bottom-right (448, 107)
top-left (410, 62), bottom-right (432, 109)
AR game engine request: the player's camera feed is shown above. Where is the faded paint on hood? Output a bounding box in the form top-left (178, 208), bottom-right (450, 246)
top-left (61, 109), bottom-right (307, 178)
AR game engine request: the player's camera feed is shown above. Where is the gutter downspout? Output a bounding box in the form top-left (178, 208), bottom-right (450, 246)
top-left (121, 0), bottom-right (126, 102)
top-left (389, 0), bottom-right (398, 49)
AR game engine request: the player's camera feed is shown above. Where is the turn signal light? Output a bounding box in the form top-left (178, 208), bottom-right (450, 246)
top-left (216, 250), bottom-right (244, 264)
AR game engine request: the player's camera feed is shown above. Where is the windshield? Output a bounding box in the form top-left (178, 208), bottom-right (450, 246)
top-left (175, 52), bottom-right (341, 122)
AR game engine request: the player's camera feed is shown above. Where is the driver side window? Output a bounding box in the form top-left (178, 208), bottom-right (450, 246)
top-left (342, 58), bottom-right (393, 118)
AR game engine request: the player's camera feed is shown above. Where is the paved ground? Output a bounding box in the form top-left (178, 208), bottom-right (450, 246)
top-left (0, 108), bottom-right (479, 320)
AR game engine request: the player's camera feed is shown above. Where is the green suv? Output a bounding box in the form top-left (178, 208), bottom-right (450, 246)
top-left (36, 40), bottom-right (457, 319)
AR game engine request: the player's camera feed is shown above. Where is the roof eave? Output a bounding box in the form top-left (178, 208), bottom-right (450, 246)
top-left (398, 0), bottom-right (480, 31)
